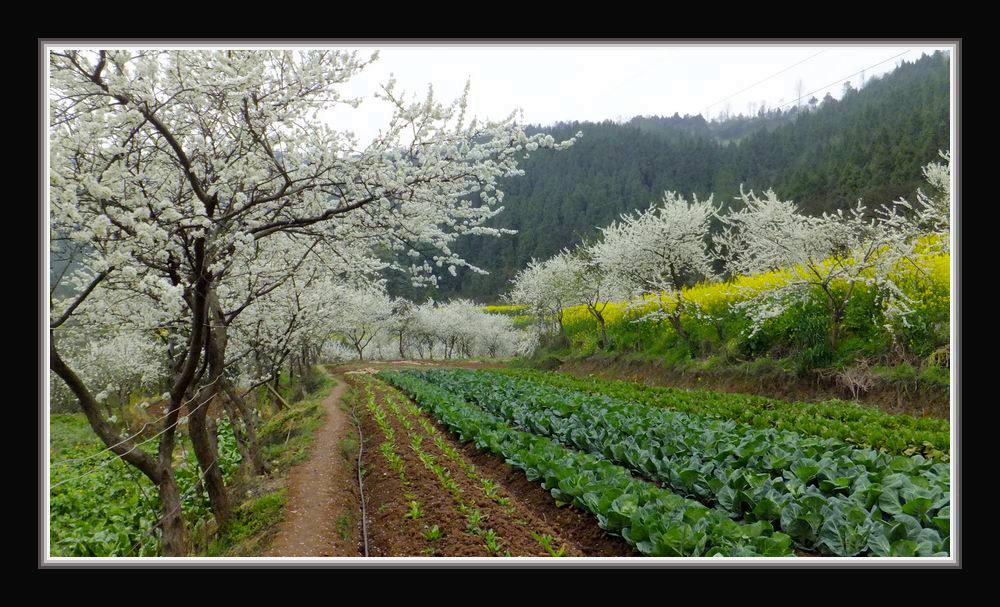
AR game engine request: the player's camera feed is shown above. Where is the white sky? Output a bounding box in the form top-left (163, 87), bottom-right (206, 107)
top-left (324, 44), bottom-right (951, 145)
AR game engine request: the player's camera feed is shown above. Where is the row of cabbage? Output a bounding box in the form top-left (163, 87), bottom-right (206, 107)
top-left (379, 370), bottom-right (794, 557)
top-left (497, 369), bottom-right (950, 460)
top-left (405, 369), bottom-right (949, 557)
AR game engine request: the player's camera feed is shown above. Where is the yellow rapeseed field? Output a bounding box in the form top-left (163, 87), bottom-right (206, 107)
top-left (562, 250), bottom-right (949, 329)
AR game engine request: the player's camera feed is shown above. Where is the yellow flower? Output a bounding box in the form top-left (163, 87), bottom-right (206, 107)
top-left (561, 252), bottom-right (950, 330)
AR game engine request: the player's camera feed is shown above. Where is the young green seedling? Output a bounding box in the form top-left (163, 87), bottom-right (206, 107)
top-left (532, 532), bottom-right (567, 557)
top-left (423, 524), bottom-right (443, 542)
top-left (465, 507), bottom-right (483, 533)
top-left (405, 500), bottom-right (423, 520)
top-left (482, 528), bottom-right (503, 554)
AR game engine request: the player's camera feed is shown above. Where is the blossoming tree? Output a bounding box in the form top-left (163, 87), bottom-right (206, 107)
top-left (569, 245), bottom-right (632, 349)
top-left (713, 186), bottom-right (919, 350)
top-left (589, 192), bottom-right (717, 349)
top-left (507, 251), bottom-right (586, 345)
top-left (898, 151), bottom-right (951, 252)
top-left (328, 283), bottom-right (394, 360)
top-left (49, 49), bottom-right (573, 553)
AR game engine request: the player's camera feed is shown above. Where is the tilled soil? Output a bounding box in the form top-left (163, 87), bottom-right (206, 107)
top-left (357, 377), bottom-right (495, 557)
top-left (377, 379), bottom-right (588, 556)
top-left (459, 444), bottom-right (636, 557)
top-left (354, 375), bottom-right (635, 557)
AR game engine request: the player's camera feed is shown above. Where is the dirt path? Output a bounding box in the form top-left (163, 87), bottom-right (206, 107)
top-left (265, 376), bottom-right (361, 557)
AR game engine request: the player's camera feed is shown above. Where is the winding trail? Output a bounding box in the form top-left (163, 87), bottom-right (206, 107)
top-left (265, 375), bottom-right (360, 557)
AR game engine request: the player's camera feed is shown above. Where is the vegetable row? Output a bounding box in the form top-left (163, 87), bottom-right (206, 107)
top-left (379, 370), bottom-right (794, 557)
top-left (406, 369), bottom-right (949, 557)
top-left (498, 369), bottom-right (949, 460)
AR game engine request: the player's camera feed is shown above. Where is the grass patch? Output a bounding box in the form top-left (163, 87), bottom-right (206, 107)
top-left (338, 437), bottom-right (358, 462)
top-left (260, 399), bottom-right (325, 469)
top-left (872, 362), bottom-right (950, 388)
top-left (50, 413), bottom-right (103, 454)
top-left (531, 343), bottom-right (948, 396)
top-left (335, 511), bottom-right (354, 541)
top-left (207, 490), bottom-right (287, 556)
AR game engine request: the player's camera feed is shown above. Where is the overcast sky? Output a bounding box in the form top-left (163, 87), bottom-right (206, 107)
top-left (323, 44), bottom-right (951, 146)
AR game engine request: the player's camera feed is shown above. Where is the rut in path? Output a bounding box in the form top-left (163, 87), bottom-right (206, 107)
top-left (265, 376), bottom-right (361, 557)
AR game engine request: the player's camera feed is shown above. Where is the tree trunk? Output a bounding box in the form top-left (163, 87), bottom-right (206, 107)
top-left (825, 292), bottom-right (845, 352)
top-left (51, 335), bottom-right (191, 554)
top-left (157, 390), bottom-right (189, 555)
top-left (588, 305), bottom-right (608, 349)
top-left (830, 311), bottom-right (842, 351)
top-left (219, 395), bottom-right (252, 476)
top-left (207, 415), bottom-right (219, 454)
top-left (157, 469), bottom-right (188, 556)
top-left (184, 291), bottom-right (233, 530)
top-left (557, 311), bottom-right (569, 347)
top-left (668, 312), bottom-right (690, 347)
top-left (223, 384), bottom-right (269, 475)
top-left (186, 391), bottom-right (230, 530)
top-left (664, 269), bottom-right (694, 351)
top-left (50, 337), bottom-right (163, 481)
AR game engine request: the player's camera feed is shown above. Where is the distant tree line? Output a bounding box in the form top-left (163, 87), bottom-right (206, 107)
top-left (401, 51), bottom-right (949, 302)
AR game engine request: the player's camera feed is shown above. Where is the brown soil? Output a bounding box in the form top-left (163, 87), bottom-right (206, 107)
top-left (264, 378), bottom-right (362, 556)
top-left (557, 358), bottom-right (950, 420)
top-left (354, 375), bottom-right (498, 557)
top-left (353, 375), bottom-right (634, 557)
top-left (459, 443), bottom-right (637, 557)
top-left (255, 361), bottom-right (636, 559)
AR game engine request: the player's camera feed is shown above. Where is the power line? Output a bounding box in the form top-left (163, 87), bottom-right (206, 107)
top-left (702, 50), bottom-right (826, 114)
top-left (50, 386), bottom-right (218, 489)
top-left (52, 376), bottom-right (222, 468)
top-left (775, 50), bottom-right (911, 110)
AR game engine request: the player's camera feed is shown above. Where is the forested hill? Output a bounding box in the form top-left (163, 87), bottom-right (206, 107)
top-left (406, 51), bottom-right (949, 302)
